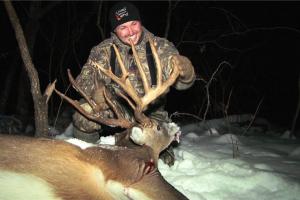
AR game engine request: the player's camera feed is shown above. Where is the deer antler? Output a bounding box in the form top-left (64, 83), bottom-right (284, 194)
top-left (55, 37), bottom-right (179, 129)
top-left (91, 37), bottom-right (180, 125)
top-left (55, 69), bottom-right (133, 128)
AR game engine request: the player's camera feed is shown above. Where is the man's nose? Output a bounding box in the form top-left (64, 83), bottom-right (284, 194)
top-left (128, 27), bottom-right (134, 36)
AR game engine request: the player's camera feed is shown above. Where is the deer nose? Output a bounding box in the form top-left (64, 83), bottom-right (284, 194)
top-left (156, 125), bottom-right (161, 131)
top-left (174, 131), bottom-right (181, 143)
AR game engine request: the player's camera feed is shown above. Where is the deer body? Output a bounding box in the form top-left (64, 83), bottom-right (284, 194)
top-left (0, 134), bottom-right (187, 200)
top-left (0, 37), bottom-right (189, 199)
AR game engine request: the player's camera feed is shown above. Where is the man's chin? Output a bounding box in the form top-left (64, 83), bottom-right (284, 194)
top-left (121, 36), bottom-right (140, 46)
top-left (127, 39), bottom-right (138, 45)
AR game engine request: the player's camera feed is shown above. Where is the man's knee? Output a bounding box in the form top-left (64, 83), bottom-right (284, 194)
top-left (72, 111), bottom-right (102, 143)
top-left (73, 126), bottom-right (101, 143)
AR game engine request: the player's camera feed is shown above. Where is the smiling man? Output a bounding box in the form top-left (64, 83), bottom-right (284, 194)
top-left (72, 2), bottom-right (196, 164)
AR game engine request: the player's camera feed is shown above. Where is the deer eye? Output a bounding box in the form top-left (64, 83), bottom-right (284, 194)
top-left (156, 125), bottom-right (161, 131)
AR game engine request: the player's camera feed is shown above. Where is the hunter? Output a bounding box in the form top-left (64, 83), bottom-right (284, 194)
top-left (72, 2), bottom-right (196, 162)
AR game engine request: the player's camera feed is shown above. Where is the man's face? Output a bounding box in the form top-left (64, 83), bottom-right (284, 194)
top-left (115, 20), bottom-right (142, 45)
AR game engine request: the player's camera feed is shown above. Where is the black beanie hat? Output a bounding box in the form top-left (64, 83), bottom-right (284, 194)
top-left (109, 2), bottom-right (141, 31)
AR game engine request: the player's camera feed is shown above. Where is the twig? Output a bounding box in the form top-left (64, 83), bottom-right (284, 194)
top-left (96, 1), bottom-right (105, 40)
top-left (231, 134), bottom-right (239, 158)
top-left (242, 97), bottom-right (264, 135)
top-left (164, 0), bottom-right (180, 38)
top-left (170, 111), bottom-right (203, 121)
top-left (203, 61), bottom-right (233, 121)
top-left (210, 7), bottom-right (248, 32)
top-left (176, 20), bottom-right (191, 48)
top-left (224, 88), bottom-right (234, 134)
top-left (53, 83), bottom-right (71, 130)
top-left (179, 26), bottom-right (300, 53)
top-left (224, 88), bottom-right (233, 117)
top-left (290, 73), bottom-right (300, 138)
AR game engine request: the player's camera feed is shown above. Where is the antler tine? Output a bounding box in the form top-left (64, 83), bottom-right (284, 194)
top-left (112, 44), bottom-right (129, 80)
top-left (103, 87), bottom-right (128, 121)
top-left (66, 69), bottom-right (98, 111)
top-left (138, 37), bottom-right (180, 111)
top-left (90, 60), bottom-right (141, 110)
top-left (148, 37), bottom-right (162, 87)
top-left (129, 39), bottom-right (150, 93)
top-left (114, 89), bottom-right (136, 110)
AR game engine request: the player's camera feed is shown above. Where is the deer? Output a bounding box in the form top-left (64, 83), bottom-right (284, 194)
top-left (0, 37), bottom-right (189, 200)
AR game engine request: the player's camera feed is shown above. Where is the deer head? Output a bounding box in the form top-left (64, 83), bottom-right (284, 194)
top-left (55, 37), bottom-right (181, 158)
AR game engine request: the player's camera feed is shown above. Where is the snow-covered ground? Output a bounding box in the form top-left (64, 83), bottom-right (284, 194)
top-left (158, 123), bottom-right (300, 200)
top-left (58, 120), bottom-right (300, 200)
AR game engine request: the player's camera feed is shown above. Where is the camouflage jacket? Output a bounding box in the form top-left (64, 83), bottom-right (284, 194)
top-left (74, 27), bottom-right (193, 124)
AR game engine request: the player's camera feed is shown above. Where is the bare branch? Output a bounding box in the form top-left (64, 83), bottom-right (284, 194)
top-left (203, 61), bottom-right (233, 120)
top-left (290, 73), bottom-right (300, 138)
top-left (242, 97), bottom-right (264, 135)
top-left (44, 79), bottom-right (57, 104)
top-left (96, 0), bottom-right (105, 40)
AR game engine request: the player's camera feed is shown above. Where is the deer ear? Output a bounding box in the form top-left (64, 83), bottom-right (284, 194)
top-left (130, 127), bottom-right (146, 145)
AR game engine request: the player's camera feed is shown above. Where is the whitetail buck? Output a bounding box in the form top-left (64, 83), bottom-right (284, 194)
top-left (0, 38), bottom-right (188, 200)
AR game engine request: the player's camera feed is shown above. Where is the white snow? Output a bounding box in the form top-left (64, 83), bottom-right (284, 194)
top-left (157, 123), bottom-right (300, 200)
top-left (58, 121), bottom-right (300, 200)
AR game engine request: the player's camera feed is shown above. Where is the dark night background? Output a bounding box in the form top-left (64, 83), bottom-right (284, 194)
top-left (0, 1), bottom-right (300, 135)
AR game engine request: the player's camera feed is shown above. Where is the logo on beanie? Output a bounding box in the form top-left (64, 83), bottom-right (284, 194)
top-left (115, 7), bottom-right (128, 21)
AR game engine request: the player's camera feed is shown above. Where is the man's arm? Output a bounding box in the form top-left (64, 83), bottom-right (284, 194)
top-left (75, 45), bottom-right (110, 95)
top-left (72, 44), bottom-right (111, 133)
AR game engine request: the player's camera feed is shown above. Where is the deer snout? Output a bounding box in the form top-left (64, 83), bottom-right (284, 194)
top-left (163, 122), bottom-right (181, 143)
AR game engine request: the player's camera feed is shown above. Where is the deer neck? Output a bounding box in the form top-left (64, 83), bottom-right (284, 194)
top-left (115, 132), bottom-right (162, 167)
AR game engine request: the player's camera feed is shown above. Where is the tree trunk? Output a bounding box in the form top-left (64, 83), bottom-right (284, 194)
top-left (15, 2), bottom-right (41, 124)
top-left (4, 1), bottom-right (49, 137)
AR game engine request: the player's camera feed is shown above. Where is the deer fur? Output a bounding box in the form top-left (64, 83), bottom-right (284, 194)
top-left (0, 126), bottom-right (188, 200)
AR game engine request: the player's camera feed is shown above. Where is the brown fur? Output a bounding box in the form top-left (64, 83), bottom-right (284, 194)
top-left (0, 134), bottom-right (111, 200)
top-left (0, 134), bottom-right (187, 200)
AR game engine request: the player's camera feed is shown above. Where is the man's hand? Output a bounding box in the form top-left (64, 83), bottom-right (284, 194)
top-left (171, 55), bottom-right (195, 84)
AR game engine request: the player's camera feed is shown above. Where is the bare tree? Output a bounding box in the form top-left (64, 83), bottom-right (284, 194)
top-left (4, 1), bottom-right (55, 137)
